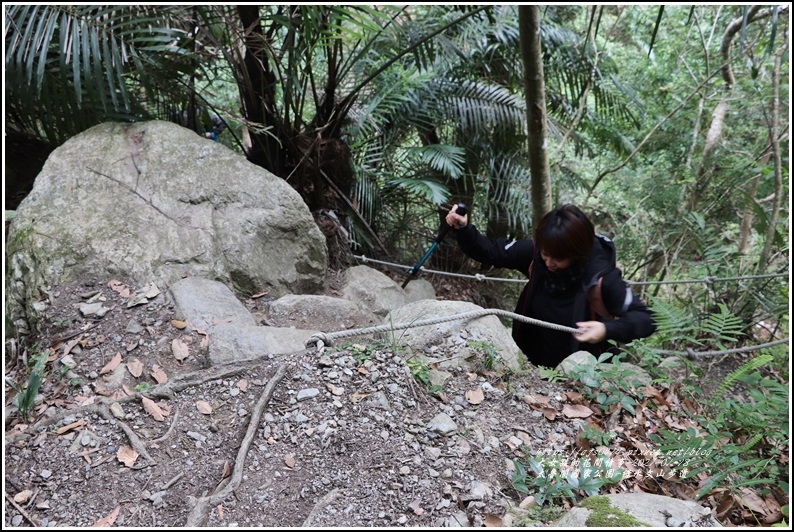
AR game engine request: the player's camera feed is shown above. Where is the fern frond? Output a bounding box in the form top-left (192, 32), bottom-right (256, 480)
top-left (701, 303), bottom-right (745, 343)
top-left (712, 354), bottom-right (773, 399)
top-left (647, 297), bottom-right (699, 344)
top-left (735, 433), bottom-right (763, 453)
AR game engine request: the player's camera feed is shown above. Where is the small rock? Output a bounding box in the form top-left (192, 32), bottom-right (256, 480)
top-left (110, 402), bottom-right (126, 419)
top-left (427, 413), bottom-right (457, 436)
top-left (40, 469), bottom-right (52, 479)
top-left (13, 489), bottom-right (33, 503)
top-left (186, 431), bottom-right (206, 442)
top-left (79, 302), bottom-right (104, 316)
top-left (296, 388), bottom-right (320, 401)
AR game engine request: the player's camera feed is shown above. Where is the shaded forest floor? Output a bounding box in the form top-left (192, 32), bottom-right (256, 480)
top-left (4, 268), bottom-right (789, 527)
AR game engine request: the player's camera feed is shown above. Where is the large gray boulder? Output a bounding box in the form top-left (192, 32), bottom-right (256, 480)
top-left (341, 265), bottom-right (409, 317)
top-left (384, 300), bottom-right (523, 372)
top-left (263, 294), bottom-right (378, 331)
top-left (553, 493), bottom-right (721, 527)
top-left (6, 120), bottom-right (327, 335)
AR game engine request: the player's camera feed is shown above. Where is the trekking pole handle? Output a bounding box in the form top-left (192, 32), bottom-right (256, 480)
top-left (437, 203), bottom-right (467, 242)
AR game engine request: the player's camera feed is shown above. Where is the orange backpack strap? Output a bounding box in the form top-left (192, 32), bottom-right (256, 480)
top-left (588, 277), bottom-right (614, 320)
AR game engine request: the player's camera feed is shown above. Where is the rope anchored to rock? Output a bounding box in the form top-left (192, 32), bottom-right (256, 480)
top-left (305, 307), bottom-right (789, 360)
top-left (305, 308), bottom-right (583, 350)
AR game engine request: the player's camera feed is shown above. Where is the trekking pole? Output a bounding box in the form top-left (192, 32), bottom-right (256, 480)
top-left (401, 203), bottom-right (467, 289)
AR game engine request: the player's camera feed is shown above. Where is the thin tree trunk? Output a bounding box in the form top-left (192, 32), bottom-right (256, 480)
top-left (519, 5), bottom-right (551, 228)
top-left (737, 173), bottom-right (761, 255)
top-left (757, 42), bottom-right (786, 272)
top-left (685, 5), bottom-right (766, 212)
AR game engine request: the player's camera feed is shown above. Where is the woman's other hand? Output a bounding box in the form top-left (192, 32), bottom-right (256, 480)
top-left (574, 321), bottom-right (607, 343)
top-left (446, 204), bottom-right (468, 229)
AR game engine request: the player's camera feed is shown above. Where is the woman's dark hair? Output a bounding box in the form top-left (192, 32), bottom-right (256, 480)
top-left (534, 204), bottom-right (595, 261)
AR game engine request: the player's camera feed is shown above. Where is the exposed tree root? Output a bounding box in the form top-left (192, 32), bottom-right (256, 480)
top-left (151, 403), bottom-right (181, 444)
top-left (184, 363), bottom-right (288, 527)
top-left (91, 403), bottom-right (156, 465)
top-left (301, 488), bottom-right (341, 527)
top-left (5, 490), bottom-right (39, 527)
top-left (14, 355), bottom-right (302, 441)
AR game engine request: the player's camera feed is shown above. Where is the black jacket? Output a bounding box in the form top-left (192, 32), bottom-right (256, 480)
top-left (455, 224), bottom-right (656, 367)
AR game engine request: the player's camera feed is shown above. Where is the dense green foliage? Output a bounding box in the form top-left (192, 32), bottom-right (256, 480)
top-left (5, 4), bottom-right (788, 342)
top-left (4, 5), bottom-right (789, 525)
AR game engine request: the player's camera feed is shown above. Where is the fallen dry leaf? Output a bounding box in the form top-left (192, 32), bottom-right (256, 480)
top-left (150, 366), bottom-right (168, 384)
top-left (93, 505), bottom-right (121, 526)
top-left (171, 319), bottom-right (187, 330)
top-left (126, 358), bottom-right (143, 378)
top-left (523, 393), bottom-right (551, 406)
top-left (465, 388), bottom-right (485, 405)
top-left (222, 460), bottom-right (231, 479)
top-left (171, 338), bottom-right (190, 361)
top-left (196, 400), bottom-right (213, 415)
top-left (61, 337), bottom-right (82, 357)
top-left (99, 352), bottom-right (122, 375)
top-left (716, 493), bottom-right (736, 520)
top-left (217, 505), bottom-right (224, 519)
top-left (284, 454), bottom-right (296, 468)
top-left (350, 393), bottom-right (370, 403)
top-left (77, 396), bottom-right (96, 406)
top-left (142, 397), bottom-right (165, 421)
top-left (484, 514), bottom-right (503, 527)
top-left (237, 379), bottom-right (248, 392)
top-left (543, 408), bottom-right (557, 421)
top-left (575, 429), bottom-right (592, 451)
top-left (56, 419), bottom-right (87, 435)
top-left (737, 487), bottom-right (770, 515)
top-left (251, 290), bottom-right (269, 299)
top-left (326, 383), bottom-right (344, 396)
top-left (519, 495), bottom-right (537, 509)
top-left (645, 384), bottom-right (670, 407)
top-left (108, 279), bottom-right (130, 298)
top-left (157, 401), bottom-right (172, 417)
top-left (563, 391), bottom-right (585, 404)
top-left (117, 445), bottom-right (139, 467)
top-left (562, 404), bottom-right (593, 419)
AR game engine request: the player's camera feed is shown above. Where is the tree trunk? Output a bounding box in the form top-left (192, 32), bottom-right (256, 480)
top-left (236, 6), bottom-right (285, 174)
top-left (757, 44), bottom-right (786, 272)
top-left (519, 5), bottom-right (551, 229)
top-left (737, 173), bottom-right (761, 255)
top-left (685, 5), bottom-right (766, 212)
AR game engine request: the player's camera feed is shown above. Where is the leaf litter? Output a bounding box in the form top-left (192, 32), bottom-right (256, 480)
top-left (3, 273), bottom-right (787, 527)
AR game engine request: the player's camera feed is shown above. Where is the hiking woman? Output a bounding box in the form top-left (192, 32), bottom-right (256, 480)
top-left (445, 204), bottom-right (656, 368)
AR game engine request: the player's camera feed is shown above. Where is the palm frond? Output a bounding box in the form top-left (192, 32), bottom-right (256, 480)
top-left (410, 144), bottom-right (466, 179)
top-left (5, 4), bottom-right (204, 144)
